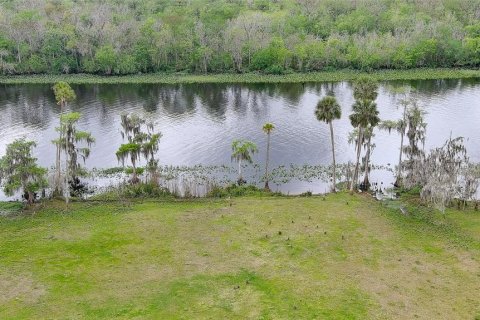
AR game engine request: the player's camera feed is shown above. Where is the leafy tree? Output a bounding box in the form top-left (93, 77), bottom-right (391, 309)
top-left (95, 45), bottom-right (117, 75)
top-left (315, 95), bottom-right (342, 192)
top-left (231, 140), bottom-right (258, 185)
top-left (262, 123), bottom-right (275, 191)
top-left (0, 139), bottom-right (47, 204)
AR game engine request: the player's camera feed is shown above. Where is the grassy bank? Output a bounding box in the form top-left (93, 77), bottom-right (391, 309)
top-left (1, 68), bottom-right (479, 85)
top-left (1, 193), bottom-right (479, 319)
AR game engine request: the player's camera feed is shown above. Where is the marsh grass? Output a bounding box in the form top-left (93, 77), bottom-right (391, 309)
top-left (1, 69), bottom-right (479, 84)
top-left (1, 193), bottom-right (479, 319)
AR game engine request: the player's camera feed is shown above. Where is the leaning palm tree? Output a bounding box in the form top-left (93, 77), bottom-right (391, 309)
top-left (262, 123), bottom-right (275, 191)
top-left (349, 99), bottom-right (380, 192)
top-left (315, 96), bottom-right (342, 192)
top-left (231, 140), bottom-right (258, 185)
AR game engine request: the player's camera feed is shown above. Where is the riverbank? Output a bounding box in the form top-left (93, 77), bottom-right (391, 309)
top-left (1, 193), bottom-right (479, 318)
top-left (1, 68), bottom-right (479, 84)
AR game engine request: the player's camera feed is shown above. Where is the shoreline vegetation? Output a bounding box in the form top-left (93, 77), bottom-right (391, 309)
top-left (1, 68), bottom-right (479, 85)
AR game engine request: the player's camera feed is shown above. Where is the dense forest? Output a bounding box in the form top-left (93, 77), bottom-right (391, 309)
top-left (0, 0), bottom-right (479, 75)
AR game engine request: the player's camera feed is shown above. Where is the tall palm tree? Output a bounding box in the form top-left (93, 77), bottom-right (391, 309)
top-left (349, 99), bottom-right (380, 192)
top-left (262, 123), bottom-right (275, 191)
top-left (353, 78), bottom-right (378, 102)
top-left (52, 82), bottom-right (76, 196)
top-left (231, 140), bottom-right (257, 185)
top-left (315, 96), bottom-right (342, 192)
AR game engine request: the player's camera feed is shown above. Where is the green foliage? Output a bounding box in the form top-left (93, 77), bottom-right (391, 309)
top-left (0, 1), bottom-right (479, 75)
top-left (231, 140), bottom-right (258, 164)
top-left (95, 45), bottom-right (117, 75)
top-left (0, 139), bottom-right (47, 203)
top-left (262, 123), bottom-right (275, 134)
top-left (116, 113), bottom-right (162, 183)
top-left (53, 81), bottom-right (76, 107)
top-left (119, 182), bottom-right (172, 199)
top-left (207, 184), bottom-right (277, 198)
top-left (315, 96), bottom-right (342, 124)
top-left (1, 69), bottom-right (480, 85)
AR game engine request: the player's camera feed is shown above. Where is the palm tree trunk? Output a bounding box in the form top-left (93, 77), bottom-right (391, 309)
top-left (363, 135), bottom-right (372, 190)
top-left (329, 122), bottom-right (336, 193)
top-left (350, 127), bottom-right (363, 193)
top-left (55, 144), bottom-right (61, 194)
top-left (238, 159), bottom-right (242, 184)
top-left (132, 158), bottom-right (138, 183)
top-left (264, 133), bottom-right (271, 191)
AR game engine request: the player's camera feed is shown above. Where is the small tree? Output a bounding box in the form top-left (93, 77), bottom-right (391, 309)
top-left (52, 81), bottom-right (76, 194)
top-left (0, 139), bottom-right (47, 204)
top-left (402, 104), bottom-right (427, 188)
top-left (315, 95), bottom-right (342, 192)
top-left (231, 140), bottom-right (257, 185)
top-left (116, 113), bottom-right (161, 184)
top-left (421, 137), bottom-right (468, 214)
top-left (262, 123), bottom-right (275, 191)
top-left (53, 112), bottom-right (94, 200)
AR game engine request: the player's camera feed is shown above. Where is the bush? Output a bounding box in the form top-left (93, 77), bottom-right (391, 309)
top-left (207, 184), bottom-right (282, 198)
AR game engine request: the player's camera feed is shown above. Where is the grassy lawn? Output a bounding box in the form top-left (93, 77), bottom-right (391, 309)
top-left (1, 193), bottom-right (479, 319)
top-left (1, 68), bottom-right (479, 84)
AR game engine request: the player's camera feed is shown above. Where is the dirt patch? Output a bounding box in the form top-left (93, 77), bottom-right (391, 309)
top-left (0, 273), bottom-right (46, 304)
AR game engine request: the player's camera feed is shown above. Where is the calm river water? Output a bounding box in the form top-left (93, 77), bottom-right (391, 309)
top-left (0, 79), bottom-right (479, 197)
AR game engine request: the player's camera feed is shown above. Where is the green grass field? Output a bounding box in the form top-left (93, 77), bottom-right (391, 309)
top-left (1, 68), bottom-right (479, 84)
top-left (1, 193), bottom-right (479, 319)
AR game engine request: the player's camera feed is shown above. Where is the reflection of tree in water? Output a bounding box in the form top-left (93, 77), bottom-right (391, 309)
top-left (386, 79), bottom-right (479, 98)
top-left (0, 84), bottom-right (53, 129)
top-left (156, 84), bottom-right (195, 115)
top-left (307, 82), bottom-right (338, 96)
top-left (274, 83), bottom-right (305, 106)
top-left (231, 85), bottom-right (248, 116)
top-left (193, 83), bottom-right (229, 118)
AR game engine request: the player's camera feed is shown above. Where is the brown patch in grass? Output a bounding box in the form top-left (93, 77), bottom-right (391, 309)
top-left (0, 273), bottom-right (46, 304)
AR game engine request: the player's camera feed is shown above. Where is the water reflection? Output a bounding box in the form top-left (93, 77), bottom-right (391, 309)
top-left (0, 79), bottom-right (479, 196)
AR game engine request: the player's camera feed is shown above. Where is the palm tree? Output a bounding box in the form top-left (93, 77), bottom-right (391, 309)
top-left (315, 96), bottom-right (342, 192)
top-left (349, 99), bottom-right (380, 192)
top-left (52, 82), bottom-right (76, 196)
top-left (353, 78), bottom-right (378, 102)
top-left (231, 140), bottom-right (258, 185)
top-left (262, 123), bottom-right (275, 191)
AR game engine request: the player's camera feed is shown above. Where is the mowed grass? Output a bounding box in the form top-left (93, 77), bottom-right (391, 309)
top-left (1, 193), bottom-right (479, 319)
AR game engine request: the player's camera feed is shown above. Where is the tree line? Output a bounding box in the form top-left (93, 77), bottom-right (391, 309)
top-left (0, 0), bottom-right (480, 75)
top-left (0, 80), bottom-right (478, 212)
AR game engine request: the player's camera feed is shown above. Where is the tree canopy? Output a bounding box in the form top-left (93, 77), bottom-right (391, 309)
top-left (0, 0), bottom-right (479, 75)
